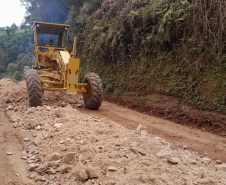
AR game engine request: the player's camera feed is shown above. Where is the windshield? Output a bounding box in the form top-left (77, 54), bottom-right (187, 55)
top-left (37, 34), bottom-right (59, 47)
top-left (36, 26), bottom-right (68, 47)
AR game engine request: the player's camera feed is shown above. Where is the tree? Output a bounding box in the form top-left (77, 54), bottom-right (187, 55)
top-left (21, 0), bottom-right (69, 24)
top-left (5, 27), bottom-right (11, 36)
top-left (20, 0), bottom-right (88, 24)
top-left (20, 23), bottom-right (30, 29)
top-left (0, 27), bottom-right (5, 32)
top-left (10, 24), bottom-right (18, 36)
top-left (7, 63), bottom-right (18, 75)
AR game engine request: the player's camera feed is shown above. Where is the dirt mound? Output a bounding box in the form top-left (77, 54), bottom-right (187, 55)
top-left (7, 105), bottom-right (226, 184)
top-left (0, 78), bottom-right (82, 110)
top-left (1, 78), bottom-right (226, 184)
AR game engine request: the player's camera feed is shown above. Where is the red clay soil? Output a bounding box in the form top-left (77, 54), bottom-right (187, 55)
top-left (104, 93), bottom-right (226, 137)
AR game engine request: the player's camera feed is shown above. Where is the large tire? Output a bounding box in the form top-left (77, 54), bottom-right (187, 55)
top-left (83, 72), bottom-right (103, 110)
top-left (23, 66), bottom-right (31, 81)
top-left (26, 69), bottom-right (43, 107)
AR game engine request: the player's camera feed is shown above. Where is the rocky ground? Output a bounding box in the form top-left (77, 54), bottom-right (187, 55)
top-left (1, 78), bottom-right (226, 185)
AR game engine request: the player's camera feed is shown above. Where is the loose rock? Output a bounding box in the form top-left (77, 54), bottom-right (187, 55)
top-left (130, 147), bottom-right (138, 154)
top-left (78, 169), bottom-right (88, 181)
top-left (29, 119), bottom-right (38, 128)
top-left (86, 167), bottom-right (101, 179)
top-left (156, 148), bottom-right (176, 158)
top-left (27, 107), bottom-right (35, 113)
top-left (28, 145), bottom-right (38, 154)
top-left (49, 168), bottom-right (56, 174)
top-left (35, 176), bottom-right (45, 181)
top-left (167, 158), bottom-right (181, 164)
top-left (76, 104), bottom-right (82, 108)
top-left (46, 106), bottom-right (51, 111)
top-left (138, 148), bottom-right (146, 155)
top-left (54, 109), bottom-right (62, 118)
top-left (48, 152), bottom-right (62, 161)
top-left (136, 124), bottom-right (143, 131)
top-left (216, 164), bottom-right (226, 172)
top-left (105, 182), bottom-right (116, 185)
top-left (202, 157), bottom-right (211, 164)
top-left (216, 160), bottom-right (222, 164)
top-left (60, 165), bottom-right (72, 173)
top-left (108, 166), bottom-right (117, 172)
top-left (26, 164), bottom-right (37, 171)
top-left (62, 152), bottom-right (76, 164)
top-left (24, 137), bottom-right (30, 142)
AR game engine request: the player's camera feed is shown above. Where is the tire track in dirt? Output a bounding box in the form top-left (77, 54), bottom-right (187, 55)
top-left (0, 111), bottom-right (30, 185)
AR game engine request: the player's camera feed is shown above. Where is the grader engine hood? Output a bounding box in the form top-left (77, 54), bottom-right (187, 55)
top-left (59, 51), bottom-right (80, 94)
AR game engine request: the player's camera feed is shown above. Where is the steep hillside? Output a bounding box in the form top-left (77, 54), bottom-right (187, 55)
top-left (65, 0), bottom-right (226, 113)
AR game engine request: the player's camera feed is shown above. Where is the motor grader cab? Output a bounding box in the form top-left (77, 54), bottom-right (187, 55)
top-left (24, 22), bottom-right (103, 110)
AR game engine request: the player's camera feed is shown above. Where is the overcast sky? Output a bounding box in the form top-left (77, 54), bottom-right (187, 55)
top-left (0, 0), bottom-right (26, 27)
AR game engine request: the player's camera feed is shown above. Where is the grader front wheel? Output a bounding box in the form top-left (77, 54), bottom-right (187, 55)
top-left (83, 73), bottom-right (103, 110)
top-left (26, 69), bottom-right (43, 107)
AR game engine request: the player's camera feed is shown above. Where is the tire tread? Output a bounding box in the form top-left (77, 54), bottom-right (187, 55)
top-left (23, 66), bottom-right (31, 80)
top-left (26, 69), bottom-right (43, 107)
top-left (83, 73), bottom-right (103, 110)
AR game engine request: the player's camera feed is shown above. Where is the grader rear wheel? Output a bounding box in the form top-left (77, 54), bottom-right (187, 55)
top-left (26, 69), bottom-right (43, 107)
top-left (23, 66), bottom-right (31, 80)
top-left (83, 72), bottom-right (103, 110)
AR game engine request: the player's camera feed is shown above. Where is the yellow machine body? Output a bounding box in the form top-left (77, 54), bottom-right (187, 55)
top-left (31, 21), bottom-right (88, 94)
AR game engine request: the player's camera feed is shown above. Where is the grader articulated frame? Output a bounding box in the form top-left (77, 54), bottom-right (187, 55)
top-left (24, 22), bottom-right (103, 110)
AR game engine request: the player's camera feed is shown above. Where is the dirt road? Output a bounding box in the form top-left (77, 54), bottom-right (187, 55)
top-left (0, 112), bottom-right (30, 185)
top-left (79, 101), bottom-right (226, 162)
top-left (0, 78), bottom-right (226, 184)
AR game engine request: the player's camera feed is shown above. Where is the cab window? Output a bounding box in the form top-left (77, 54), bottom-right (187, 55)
top-left (37, 34), bottom-right (59, 47)
top-left (36, 25), bottom-right (68, 47)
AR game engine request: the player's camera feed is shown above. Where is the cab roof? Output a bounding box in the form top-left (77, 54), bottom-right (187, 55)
top-left (32, 22), bottom-right (70, 35)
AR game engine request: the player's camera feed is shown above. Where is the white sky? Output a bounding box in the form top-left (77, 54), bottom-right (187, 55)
top-left (0, 0), bottom-right (26, 27)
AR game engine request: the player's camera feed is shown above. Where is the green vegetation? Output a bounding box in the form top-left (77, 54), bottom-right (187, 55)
top-left (66, 0), bottom-right (226, 113)
top-left (0, 23), bottom-right (33, 82)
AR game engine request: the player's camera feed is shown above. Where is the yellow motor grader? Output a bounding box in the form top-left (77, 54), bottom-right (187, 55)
top-left (24, 22), bottom-right (103, 110)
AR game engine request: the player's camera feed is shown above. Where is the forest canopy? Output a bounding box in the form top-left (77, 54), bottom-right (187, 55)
top-left (0, 23), bottom-right (33, 82)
